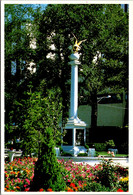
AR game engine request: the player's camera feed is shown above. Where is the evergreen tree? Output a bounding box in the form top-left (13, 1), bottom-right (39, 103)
top-left (30, 127), bottom-right (66, 191)
top-left (19, 80), bottom-right (63, 155)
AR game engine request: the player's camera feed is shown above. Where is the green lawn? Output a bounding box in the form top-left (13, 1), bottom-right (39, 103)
top-left (97, 151), bottom-right (128, 157)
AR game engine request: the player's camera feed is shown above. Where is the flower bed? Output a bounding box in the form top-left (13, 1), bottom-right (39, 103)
top-left (4, 157), bottom-right (36, 192)
top-left (4, 157), bottom-right (128, 192)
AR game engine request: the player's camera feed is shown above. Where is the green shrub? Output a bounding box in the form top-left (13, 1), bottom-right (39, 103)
top-left (95, 151), bottom-right (100, 157)
top-left (78, 153), bottom-right (88, 157)
top-left (79, 182), bottom-right (110, 192)
top-left (30, 127), bottom-right (66, 191)
top-left (94, 143), bottom-right (107, 151)
top-left (114, 165), bottom-right (128, 177)
top-left (106, 140), bottom-right (115, 149)
top-left (61, 151), bottom-right (73, 156)
top-left (119, 142), bottom-right (128, 154)
top-left (95, 159), bottom-right (118, 189)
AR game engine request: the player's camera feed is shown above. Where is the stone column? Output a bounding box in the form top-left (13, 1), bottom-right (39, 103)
top-left (73, 128), bottom-right (75, 146)
top-left (70, 64), bottom-right (78, 118)
top-left (68, 53), bottom-right (80, 121)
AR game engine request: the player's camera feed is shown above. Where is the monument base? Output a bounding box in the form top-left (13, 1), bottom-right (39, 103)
top-left (62, 117), bottom-right (87, 157)
top-left (61, 146), bottom-right (87, 157)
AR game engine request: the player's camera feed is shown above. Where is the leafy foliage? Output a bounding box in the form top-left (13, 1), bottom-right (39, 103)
top-left (93, 143), bottom-right (107, 151)
top-left (36, 4), bottom-right (128, 127)
top-left (21, 80), bottom-right (63, 155)
top-left (78, 181), bottom-right (110, 192)
top-left (94, 159), bottom-right (120, 189)
top-left (5, 4), bottom-right (40, 142)
top-left (106, 139), bottom-right (116, 148)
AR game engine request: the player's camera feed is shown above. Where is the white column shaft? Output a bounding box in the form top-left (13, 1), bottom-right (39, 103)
top-left (73, 128), bottom-right (75, 146)
top-left (70, 65), bottom-right (78, 118)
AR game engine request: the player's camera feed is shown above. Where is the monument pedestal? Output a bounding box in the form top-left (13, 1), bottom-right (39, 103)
top-left (62, 120), bottom-right (87, 156)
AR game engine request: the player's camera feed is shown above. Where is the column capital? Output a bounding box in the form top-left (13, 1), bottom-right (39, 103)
top-left (68, 60), bottom-right (80, 66)
top-left (69, 53), bottom-right (80, 61)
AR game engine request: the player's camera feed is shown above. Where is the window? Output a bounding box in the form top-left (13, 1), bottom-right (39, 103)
top-left (76, 129), bottom-right (84, 146)
top-left (63, 129), bottom-right (73, 145)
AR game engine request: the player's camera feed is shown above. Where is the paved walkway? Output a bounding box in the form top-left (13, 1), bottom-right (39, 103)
top-left (58, 156), bottom-right (129, 167)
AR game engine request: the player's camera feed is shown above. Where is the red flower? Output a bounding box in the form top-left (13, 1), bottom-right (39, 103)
top-left (25, 178), bottom-right (30, 185)
top-left (39, 188), bottom-right (44, 192)
top-left (117, 189), bottom-right (124, 192)
top-left (47, 188), bottom-right (53, 192)
top-left (24, 188), bottom-right (30, 191)
top-left (73, 186), bottom-right (78, 191)
top-left (70, 183), bottom-right (75, 188)
top-left (67, 188), bottom-right (74, 192)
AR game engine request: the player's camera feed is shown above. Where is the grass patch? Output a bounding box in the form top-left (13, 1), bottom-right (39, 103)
top-left (98, 151), bottom-right (128, 157)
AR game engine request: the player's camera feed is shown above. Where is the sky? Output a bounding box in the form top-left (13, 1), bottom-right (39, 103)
top-left (30, 4), bottom-right (48, 11)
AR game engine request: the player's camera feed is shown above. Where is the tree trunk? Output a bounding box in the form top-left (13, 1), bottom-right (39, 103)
top-left (89, 90), bottom-right (97, 142)
top-left (60, 33), bottom-right (70, 127)
top-left (91, 90), bottom-right (97, 128)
